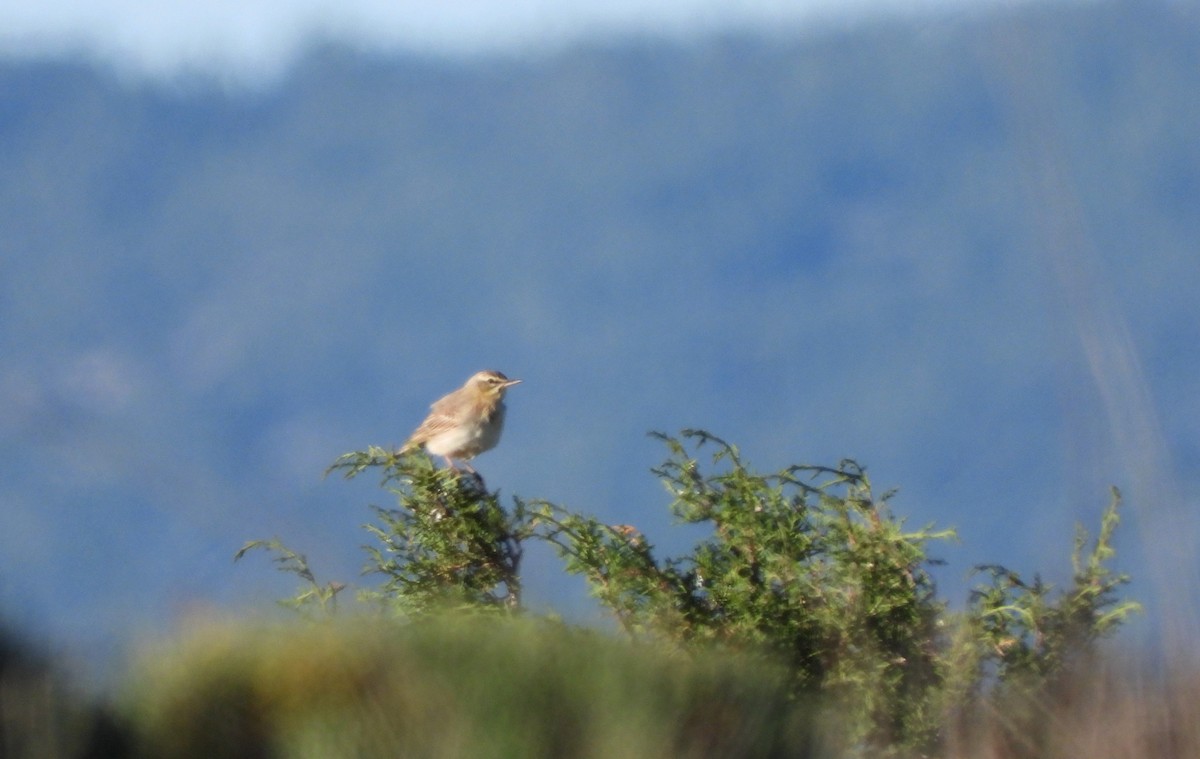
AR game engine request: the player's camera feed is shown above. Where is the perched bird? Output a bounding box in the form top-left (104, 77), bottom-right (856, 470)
top-left (399, 370), bottom-right (522, 473)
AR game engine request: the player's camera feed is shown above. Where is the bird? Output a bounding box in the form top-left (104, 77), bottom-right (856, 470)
top-left (398, 370), bottom-right (522, 473)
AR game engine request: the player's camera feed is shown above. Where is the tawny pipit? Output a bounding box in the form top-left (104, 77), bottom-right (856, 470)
top-left (399, 370), bottom-right (521, 473)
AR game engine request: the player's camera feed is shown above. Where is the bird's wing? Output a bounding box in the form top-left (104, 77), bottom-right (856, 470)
top-left (400, 392), bottom-right (462, 450)
top-left (428, 391), bottom-right (460, 417)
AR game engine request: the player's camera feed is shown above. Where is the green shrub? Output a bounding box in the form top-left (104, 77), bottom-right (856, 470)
top-left (536, 431), bottom-right (953, 752)
top-left (237, 429), bottom-right (1140, 757)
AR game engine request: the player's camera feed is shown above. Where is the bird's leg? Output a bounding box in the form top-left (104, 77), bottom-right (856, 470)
top-left (451, 459), bottom-right (484, 488)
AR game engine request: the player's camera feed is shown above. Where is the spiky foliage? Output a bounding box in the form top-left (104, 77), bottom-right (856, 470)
top-left (536, 430), bottom-right (954, 753)
top-left (329, 447), bottom-right (528, 614)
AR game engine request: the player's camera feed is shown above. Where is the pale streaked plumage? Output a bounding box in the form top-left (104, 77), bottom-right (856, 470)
top-left (399, 370), bottom-right (521, 473)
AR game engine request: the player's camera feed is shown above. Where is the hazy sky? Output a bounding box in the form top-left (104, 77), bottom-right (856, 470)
top-left (1, 0), bottom-right (1019, 80)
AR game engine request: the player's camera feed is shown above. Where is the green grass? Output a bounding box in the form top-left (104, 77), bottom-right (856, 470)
top-left (123, 615), bottom-right (817, 759)
top-left (6, 613), bottom-right (1200, 758)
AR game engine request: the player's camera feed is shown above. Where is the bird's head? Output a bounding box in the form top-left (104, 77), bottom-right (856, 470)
top-left (467, 370), bottom-right (522, 399)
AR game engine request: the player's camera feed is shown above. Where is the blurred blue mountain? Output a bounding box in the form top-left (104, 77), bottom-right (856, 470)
top-left (0, 0), bottom-right (1196, 678)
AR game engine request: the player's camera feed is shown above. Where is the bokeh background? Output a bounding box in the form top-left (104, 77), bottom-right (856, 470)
top-left (1, 0), bottom-right (1196, 681)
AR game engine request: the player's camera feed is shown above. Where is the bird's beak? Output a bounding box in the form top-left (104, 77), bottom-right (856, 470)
top-left (503, 378), bottom-right (522, 388)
